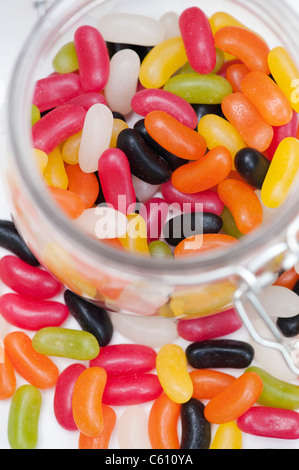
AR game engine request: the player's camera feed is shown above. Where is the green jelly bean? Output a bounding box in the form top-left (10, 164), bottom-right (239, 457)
top-left (246, 366), bottom-right (299, 410)
top-left (8, 385), bottom-right (42, 449)
top-left (32, 327), bottom-right (100, 360)
top-left (31, 104), bottom-right (40, 126)
top-left (179, 48), bottom-right (225, 75)
top-left (163, 73), bottom-right (233, 105)
top-left (52, 41), bottom-right (79, 74)
top-left (221, 207), bottom-right (244, 239)
top-left (149, 240), bottom-right (174, 259)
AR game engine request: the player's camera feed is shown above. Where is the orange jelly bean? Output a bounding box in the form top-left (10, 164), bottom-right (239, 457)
top-left (222, 93), bottom-right (274, 153)
top-left (204, 372), bottom-right (264, 424)
top-left (148, 392), bottom-right (181, 450)
top-left (65, 164), bottom-right (100, 209)
top-left (218, 179), bottom-right (263, 234)
top-left (174, 233), bottom-right (238, 258)
top-left (226, 63), bottom-right (250, 93)
top-left (48, 186), bottom-right (85, 219)
top-left (214, 26), bottom-right (271, 75)
top-left (171, 146), bottom-right (232, 194)
top-left (144, 110), bottom-right (207, 161)
top-left (0, 351), bottom-right (16, 400)
top-left (274, 267), bottom-right (299, 290)
top-left (78, 405), bottom-right (116, 449)
top-left (190, 370), bottom-right (236, 400)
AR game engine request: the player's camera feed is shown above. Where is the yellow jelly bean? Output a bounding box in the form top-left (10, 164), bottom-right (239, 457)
top-left (261, 137), bottom-right (299, 209)
top-left (33, 148), bottom-right (48, 175)
top-left (110, 119), bottom-right (129, 148)
top-left (61, 131), bottom-right (82, 165)
top-left (44, 146), bottom-right (68, 189)
top-left (119, 214), bottom-right (150, 257)
top-left (210, 422), bottom-right (243, 449)
top-left (268, 47), bottom-right (299, 114)
top-left (139, 37), bottom-right (188, 89)
top-left (156, 344), bottom-right (193, 404)
top-left (210, 12), bottom-right (249, 35)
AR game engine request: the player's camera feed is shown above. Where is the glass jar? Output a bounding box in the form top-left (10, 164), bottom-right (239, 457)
top-left (4, 0), bottom-right (299, 372)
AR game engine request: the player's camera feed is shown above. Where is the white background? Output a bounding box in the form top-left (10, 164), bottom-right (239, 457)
top-left (0, 0), bottom-right (299, 450)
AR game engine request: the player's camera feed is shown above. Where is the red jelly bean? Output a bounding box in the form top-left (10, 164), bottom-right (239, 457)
top-left (98, 148), bottom-right (136, 215)
top-left (237, 407), bottom-right (299, 440)
top-left (54, 363), bottom-right (86, 431)
top-left (217, 59), bottom-right (242, 78)
top-left (177, 309), bottom-right (242, 342)
top-left (139, 197), bottom-right (169, 243)
top-left (74, 25), bottom-right (110, 93)
top-left (0, 255), bottom-right (61, 300)
top-left (102, 373), bottom-right (163, 406)
top-left (131, 89), bottom-right (198, 129)
top-left (267, 110), bottom-right (299, 160)
top-left (90, 344), bottom-right (157, 376)
top-left (32, 104), bottom-right (86, 154)
top-left (0, 293), bottom-right (69, 330)
top-left (33, 73), bottom-right (83, 113)
top-left (65, 92), bottom-right (107, 110)
top-left (226, 63), bottom-right (250, 92)
top-left (179, 7), bottom-right (216, 75)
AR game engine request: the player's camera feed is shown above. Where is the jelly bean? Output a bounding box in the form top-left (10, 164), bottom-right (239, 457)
top-left (52, 41), bottom-right (79, 74)
top-left (179, 48), bottom-right (225, 75)
top-left (156, 344), bottom-right (193, 404)
top-left (33, 73), bottom-right (83, 112)
top-left (78, 405), bottom-right (116, 449)
top-left (0, 220), bottom-right (39, 266)
top-left (234, 148), bottom-right (270, 190)
top-left (190, 370), bottom-right (236, 400)
top-left (209, 11), bottom-right (252, 37)
top-left (79, 103), bottom-right (114, 173)
top-left (180, 398), bottom-right (211, 450)
top-left (110, 119), bottom-right (129, 148)
top-left (106, 42), bottom-right (152, 62)
top-left (177, 308), bottom-right (242, 342)
top-left (186, 340), bottom-right (254, 369)
top-left (61, 131), bottom-right (82, 165)
top-left (7, 385), bottom-right (42, 449)
top-left (118, 406), bottom-right (151, 449)
top-left (119, 213), bottom-right (150, 257)
top-left (174, 233), bottom-right (239, 258)
top-left (210, 422), bottom-right (243, 449)
top-left (48, 187), bottom-right (85, 219)
top-left (44, 146), bottom-right (69, 189)
top-left (163, 72), bottom-right (233, 105)
top-left (31, 104), bottom-right (40, 126)
top-left (144, 110), bottom-right (207, 161)
top-left (267, 110), bottom-right (299, 160)
top-left (54, 363), bottom-right (86, 431)
top-left (218, 179), bottom-right (263, 234)
top-left (65, 164), bottom-right (99, 209)
top-left (221, 207), bottom-right (244, 239)
top-left (72, 367), bottom-right (107, 437)
top-left (4, 331), bottom-right (59, 389)
top-left (32, 104), bottom-right (86, 155)
top-left (139, 37), bottom-right (188, 89)
top-left (217, 59), bottom-right (243, 78)
top-left (277, 314), bottom-right (299, 338)
top-left (64, 290), bottom-right (113, 347)
top-left (214, 27), bottom-right (270, 75)
top-left (0, 351), bottom-right (16, 400)
top-left (159, 12), bottom-right (180, 39)
top-left (148, 392), bottom-right (180, 449)
top-left (139, 197), bottom-right (169, 243)
top-left (261, 137), bottom-right (299, 208)
top-left (274, 268), bottom-right (299, 290)
top-left (117, 128), bottom-right (172, 185)
top-left (97, 13), bottom-right (165, 46)
top-left (226, 64), bottom-right (250, 94)
top-left (102, 373), bottom-right (163, 406)
top-left (65, 91), bottom-right (107, 110)
top-left (90, 344), bottom-right (156, 376)
top-left (132, 176), bottom-right (160, 204)
top-left (74, 206), bottom-right (128, 240)
top-left (222, 93), bottom-right (274, 153)
top-left (161, 180), bottom-right (224, 216)
top-left (32, 327), bottom-right (100, 360)
top-left (132, 89), bottom-right (198, 130)
top-left (237, 407), bottom-right (299, 440)
top-left (34, 148), bottom-right (48, 175)
top-left (149, 241), bottom-right (173, 259)
top-left (191, 103), bottom-right (223, 124)
top-left (179, 7), bottom-right (216, 75)
top-left (268, 46), bottom-right (299, 113)
top-left (198, 114), bottom-right (246, 160)
top-left (74, 25), bottom-right (109, 93)
top-left (98, 148), bottom-right (136, 215)
top-left (172, 146), bottom-right (232, 194)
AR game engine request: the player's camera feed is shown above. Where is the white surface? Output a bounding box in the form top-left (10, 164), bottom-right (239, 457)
top-left (0, 0), bottom-right (299, 450)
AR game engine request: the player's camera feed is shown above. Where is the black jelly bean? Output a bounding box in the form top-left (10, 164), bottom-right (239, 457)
top-left (292, 280), bottom-right (299, 296)
top-left (0, 220), bottom-right (39, 266)
top-left (163, 212), bottom-right (223, 247)
top-left (186, 340), bottom-right (255, 369)
top-left (117, 128), bottom-right (172, 185)
top-left (64, 290), bottom-right (113, 347)
top-left (277, 315), bottom-right (299, 338)
top-left (234, 147), bottom-right (270, 190)
top-left (180, 398), bottom-right (211, 450)
top-left (112, 111), bottom-right (127, 122)
top-left (134, 119), bottom-right (187, 171)
top-left (106, 42), bottom-right (153, 62)
top-left (192, 104), bottom-right (224, 125)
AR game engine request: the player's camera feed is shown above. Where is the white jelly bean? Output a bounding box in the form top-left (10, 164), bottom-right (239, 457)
top-left (117, 406), bottom-right (151, 449)
top-left (74, 206), bottom-right (128, 239)
top-left (259, 286), bottom-right (299, 318)
top-left (132, 176), bottom-right (160, 204)
top-left (159, 12), bottom-right (181, 39)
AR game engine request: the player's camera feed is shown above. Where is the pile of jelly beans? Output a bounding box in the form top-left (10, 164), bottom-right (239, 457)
top-left (1, 219), bottom-right (299, 449)
top-left (31, 6), bottom-right (299, 259)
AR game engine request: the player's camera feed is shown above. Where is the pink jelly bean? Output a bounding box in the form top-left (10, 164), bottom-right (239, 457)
top-left (161, 180), bottom-right (224, 215)
top-left (54, 363), bottom-right (86, 431)
top-left (0, 255), bottom-right (61, 300)
top-left (237, 407), bottom-right (299, 440)
top-left (98, 148), bottom-right (136, 215)
top-left (32, 104), bottom-right (86, 154)
top-left (0, 293), bottom-right (69, 330)
top-left (177, 309), bottom-right (243, 342)
top-left (89, 344), bottom-right (157, 376)
top-left (139, 197), bottom-right (169, 242)
top-left (102, 373), bottom-right (163, 406)
top-left (65, 92), bottom-right (107, 110)
top-left (33, 73), bottom-right (83, 113)
top-left (179, 7), bottom-right (216, 75)
top-left (266, 110), bottom-right (299, 160)
top-left (74, 25), bottom-right (110, 93)
top-left (131, 89), bottom-right (198, 129)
